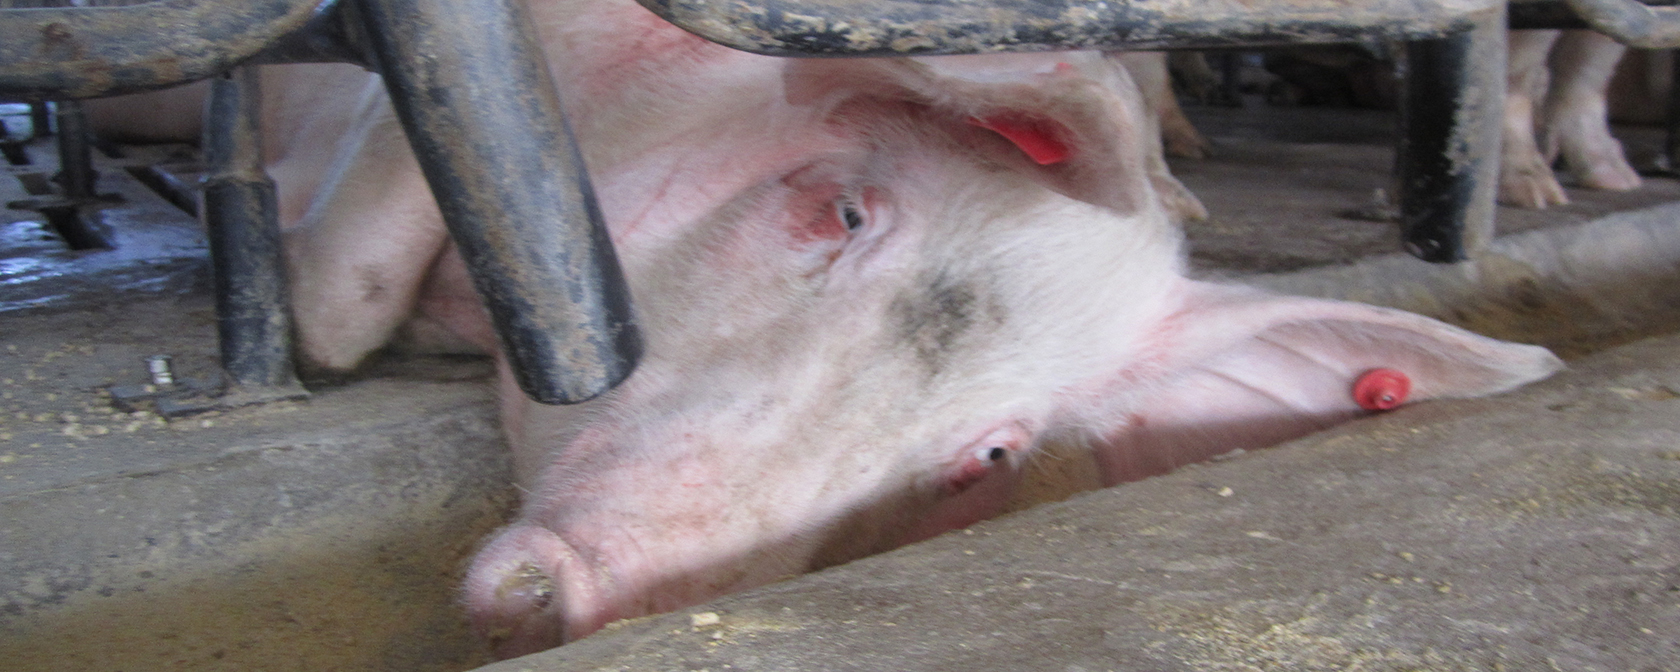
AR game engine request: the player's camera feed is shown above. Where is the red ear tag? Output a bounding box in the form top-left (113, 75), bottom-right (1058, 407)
top-left (967, 116), bottom-right (1070, 165)
top-left (1353, 368), bottom-right (1411, 411)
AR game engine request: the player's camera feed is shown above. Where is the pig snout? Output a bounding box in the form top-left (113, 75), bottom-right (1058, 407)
top-left (463, 526), bottom-right (577, 658)
top-left (466, 400), bottom-right (1040, 649)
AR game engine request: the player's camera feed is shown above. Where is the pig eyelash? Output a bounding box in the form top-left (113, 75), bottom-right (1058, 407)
top-left (835, 198), bottom-right (867, 233)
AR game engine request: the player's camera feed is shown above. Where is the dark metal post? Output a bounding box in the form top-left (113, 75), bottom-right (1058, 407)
top-left (202, 67), bottom-right (307, 397)
top-left (51, 99), bottom-right (96, 200)
top-left (1668, 45), bottom-right (1680, 172)
top-left (1398, 5), bottom-right (1506, 262)
top-left (354, 0), bottom-right (641, 404)
top-left (28, 101), bottom-right (49, 139)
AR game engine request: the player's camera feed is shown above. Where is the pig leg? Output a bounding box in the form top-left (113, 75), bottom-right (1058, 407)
top-left (1110, 52), bottom-right (1210, 222)
top-left (1501, 29), bottom-right (1569, 209)
top-left (283, 97), bottom-right (453, 372)
top-left (1542, 30), bottom-right (1641, 193)
top-left (1129, 51), bottom-right (1212, 159)
top-left (1167, 51), bottom-right (1220, 106)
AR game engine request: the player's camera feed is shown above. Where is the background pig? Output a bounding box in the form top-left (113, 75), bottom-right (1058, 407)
top-left (1501, 29), bottom-right (1643, 208)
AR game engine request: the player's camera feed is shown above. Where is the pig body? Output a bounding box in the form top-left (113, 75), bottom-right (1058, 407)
top-left (108, 0), bottom-right (1561, 657)
top-left (1501, 29), bottom-right (1642, 208)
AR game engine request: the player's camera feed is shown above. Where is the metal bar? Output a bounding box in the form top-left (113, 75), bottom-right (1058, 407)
top-left (1397, 6), bottom-right (1507, 262)
top-left (1509, 1), bottom-right (1594, 29)
top-left (0, 0), bottom-right (329, 100)
top-left (202, 66), bottom-right (306, 394)
top-left (51, 100), bottom-right (95, 200)
top-left (355, 0), bottom-right (641, 405)
top-left (632, 0), bottom-right (1499, 57)
top-left (29, 101), bottom-right (50, 138)
top-left (1565, 0), bottom-right (1680, 47)
top-left (1668, 46), bottom-right (1680, 172)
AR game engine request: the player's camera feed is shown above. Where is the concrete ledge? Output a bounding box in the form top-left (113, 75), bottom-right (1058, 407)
top-left (0, 356), bottom-right (512, 671)
top-left (481, 332), bottom-right (1680, 672)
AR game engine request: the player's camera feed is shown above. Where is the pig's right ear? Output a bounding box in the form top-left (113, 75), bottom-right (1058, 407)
top-left (784, 55), bottom-right (1157, 216)
top-left (1084, 282), bottom-right (1564, 484)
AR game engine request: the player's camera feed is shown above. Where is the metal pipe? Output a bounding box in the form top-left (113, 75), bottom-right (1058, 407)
top-left (355, 0), bottom-right (641, 405)
top-left (631, 0), bottom-right (1499, 56)
top-left (202, 66), bottom-right (305, 392)
top-left (1397, 6), bottom-right (1506, 262)
top-left (0, 0), bottom-right (330, 100)
top-left (1668, 45), bottom-right (1680, 172)
top-left (1564, 0), bottom-right (1680, 48)
top-left (51, 99), bottom-right (95, 200)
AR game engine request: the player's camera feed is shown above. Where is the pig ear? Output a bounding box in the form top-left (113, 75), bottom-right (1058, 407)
top-left (784, 55), bottom-right (1156, 215)
top-left (1088, 282), bottom-right (1564, 484)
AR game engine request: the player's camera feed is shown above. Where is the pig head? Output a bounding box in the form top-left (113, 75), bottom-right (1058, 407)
top-left (450, 50), bottom-right (1562, 656)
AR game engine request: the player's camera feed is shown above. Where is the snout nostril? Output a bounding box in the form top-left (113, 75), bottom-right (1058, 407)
top-left (497, 562), bottom-right (557, 610)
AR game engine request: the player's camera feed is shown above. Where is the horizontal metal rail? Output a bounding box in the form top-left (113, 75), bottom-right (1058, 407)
top-left (0, 0), bottom-right (334, 100)
top-left (1564, 0), bottom-right (1680, 47)
top-left (632, 0), bottom-right (1501, 56)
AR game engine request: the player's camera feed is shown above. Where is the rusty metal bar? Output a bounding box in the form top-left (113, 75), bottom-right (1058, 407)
top-left (0, 0), bottom-right (330, 100)
top-left (1563, 0), bottom-right (1680, 47)
top-left (355, 0), bottom-right (641, 404)
top-left (202, 66), bottom-right (308, 399)
top-left (632, 0), bottom-right (1500, 56)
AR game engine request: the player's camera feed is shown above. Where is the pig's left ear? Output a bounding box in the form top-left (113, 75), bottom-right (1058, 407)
top-left (1087, 282), bottom-right (1564, 483)
top-left (784, 55), bottom-right (1156, 215)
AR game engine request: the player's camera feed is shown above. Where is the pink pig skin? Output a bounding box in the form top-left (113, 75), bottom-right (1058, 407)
top-left (91, 0), bottom-right (1562, 657)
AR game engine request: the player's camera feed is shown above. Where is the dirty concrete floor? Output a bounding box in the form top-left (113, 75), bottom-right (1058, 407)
top-left (2, 100), bottom-right (1679, 671)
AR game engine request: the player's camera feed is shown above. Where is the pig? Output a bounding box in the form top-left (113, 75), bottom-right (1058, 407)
top-left (1501, 29), bottom-right (1643, 208)
top-left (253, 1), bottom-right (1560, 658)
top-left (92, 0), bottom-right (1560, 657)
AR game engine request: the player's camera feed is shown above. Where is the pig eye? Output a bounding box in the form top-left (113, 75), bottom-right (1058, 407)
top-left (977, 446), bottom-right (1006, 463)
top-left (836, 199), bottom-right (867, 232)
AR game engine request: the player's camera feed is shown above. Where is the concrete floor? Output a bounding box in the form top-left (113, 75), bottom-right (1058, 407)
top-left (3, 102), bottom-right (1679, 671)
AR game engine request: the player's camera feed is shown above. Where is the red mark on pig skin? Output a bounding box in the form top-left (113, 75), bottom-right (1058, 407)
top-left (1353, 368), bottom-right (1411, 411)
top-left (967, 116), bottom-right (1070, 165)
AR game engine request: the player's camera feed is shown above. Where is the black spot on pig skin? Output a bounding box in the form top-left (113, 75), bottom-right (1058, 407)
top-left (891, 274), bottom-right (1000, 376)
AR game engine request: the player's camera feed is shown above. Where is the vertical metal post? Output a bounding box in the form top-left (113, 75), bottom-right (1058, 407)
top-left (1667, 47), bottom-right (1680, 172)
top-left (354, 0), bottom-right (641, 404)
top-left (1397, 6), bottom-right (1506, 262)
top-left (202, 67), bottom-right (306, 396)
top-left (52, 99), bottom-right (97, 200)
top-left (29, 100), bottom-right (49, 140)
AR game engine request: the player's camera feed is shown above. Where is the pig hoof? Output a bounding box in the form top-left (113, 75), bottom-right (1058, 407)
top-left (1151, 173), bottom-right (1209, 222)
top-left (1498, 170), bottom-right (1570, 209)
top-left (1570, 151), bottom-right (1642, 192)
top-left (1545, 114), bottom-right (1642, 192)
top-left (1162, 126), bottom-right (1211, 160)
